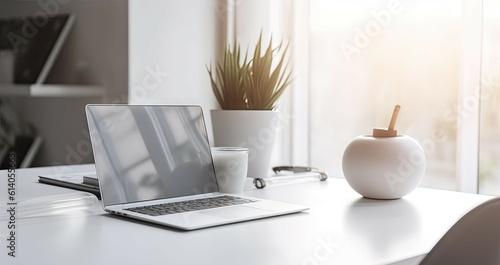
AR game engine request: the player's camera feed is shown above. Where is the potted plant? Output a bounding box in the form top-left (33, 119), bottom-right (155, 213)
top-left (207, 33), bottom-right (292, 179)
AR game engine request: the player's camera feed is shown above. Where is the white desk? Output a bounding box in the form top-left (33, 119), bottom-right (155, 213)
top-left (0, 164), bottom-right (494, 265)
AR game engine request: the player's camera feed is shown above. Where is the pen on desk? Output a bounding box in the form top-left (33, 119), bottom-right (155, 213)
top-left (253, 171), bottom-right (328, 189)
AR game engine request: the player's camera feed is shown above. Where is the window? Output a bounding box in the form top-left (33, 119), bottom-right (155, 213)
top-left (232, 0), bottom-right (500, 194)
top-left (302, 0), bottom-right (500, 195)
top-left (308, 0), bottom-right (466, 191)
top-left (479, 0), bottom-right (500, 195)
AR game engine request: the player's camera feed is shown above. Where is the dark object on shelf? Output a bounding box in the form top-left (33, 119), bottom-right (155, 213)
top-left (0, 14), bottom-right (75, 84)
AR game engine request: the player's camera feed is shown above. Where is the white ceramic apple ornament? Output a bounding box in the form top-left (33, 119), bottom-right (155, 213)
top-left (342, 105), bottom-right (426, 199)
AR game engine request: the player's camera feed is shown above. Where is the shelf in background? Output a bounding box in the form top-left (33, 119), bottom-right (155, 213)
top-left (0, 84), bottom-right (103, 97)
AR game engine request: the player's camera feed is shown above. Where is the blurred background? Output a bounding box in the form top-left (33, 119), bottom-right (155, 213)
top-left (0, 0), bottom-right (499, 195)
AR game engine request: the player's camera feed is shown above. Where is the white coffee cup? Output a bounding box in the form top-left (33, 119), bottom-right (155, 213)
top-left (211, 147), bottom-right (249, 193)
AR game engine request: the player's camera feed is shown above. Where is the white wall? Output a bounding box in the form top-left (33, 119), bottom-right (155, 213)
top-left (232, 0), bottom-right (294, 166)
top-left (128, 0), bottom-right (223, 140)
top-left (128, 0), bottom-right (295, 169)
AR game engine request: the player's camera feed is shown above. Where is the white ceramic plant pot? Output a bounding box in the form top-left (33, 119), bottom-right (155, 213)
top-left (211, 110), bottom-right (280, 179)
top-left (342, 135), bottom-right (426, 199)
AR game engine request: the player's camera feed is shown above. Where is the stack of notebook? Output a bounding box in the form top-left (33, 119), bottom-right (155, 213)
top-left (38, 172), bottom-right (100, 199)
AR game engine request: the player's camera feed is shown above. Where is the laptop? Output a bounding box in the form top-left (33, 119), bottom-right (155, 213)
top-left (85, 104), bottom-right (308, 230)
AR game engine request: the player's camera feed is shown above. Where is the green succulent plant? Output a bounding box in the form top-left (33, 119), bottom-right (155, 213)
top-left (207, 33), bottom-right (292, 110)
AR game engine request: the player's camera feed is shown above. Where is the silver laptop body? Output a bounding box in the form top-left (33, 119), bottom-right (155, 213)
top-left (85, 104), bottom-right (308, 230)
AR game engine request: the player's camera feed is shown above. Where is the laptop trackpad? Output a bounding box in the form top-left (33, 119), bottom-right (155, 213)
top-left (200, 206), bottom-right (272, 220)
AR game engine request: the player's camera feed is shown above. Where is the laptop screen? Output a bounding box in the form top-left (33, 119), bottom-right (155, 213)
top-left (85, 105), bottom-right (218, 207)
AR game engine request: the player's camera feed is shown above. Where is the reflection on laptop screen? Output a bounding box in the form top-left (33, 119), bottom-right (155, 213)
top-left (86, 105), bottom-right (218, 207)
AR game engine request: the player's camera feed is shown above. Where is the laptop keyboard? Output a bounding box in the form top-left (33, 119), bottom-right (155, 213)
top-left (124, 195), bottom-right (257, 216)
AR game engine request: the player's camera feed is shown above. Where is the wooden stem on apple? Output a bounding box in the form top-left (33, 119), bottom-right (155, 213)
top-left (373, 105), bottom-right (401, 137)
